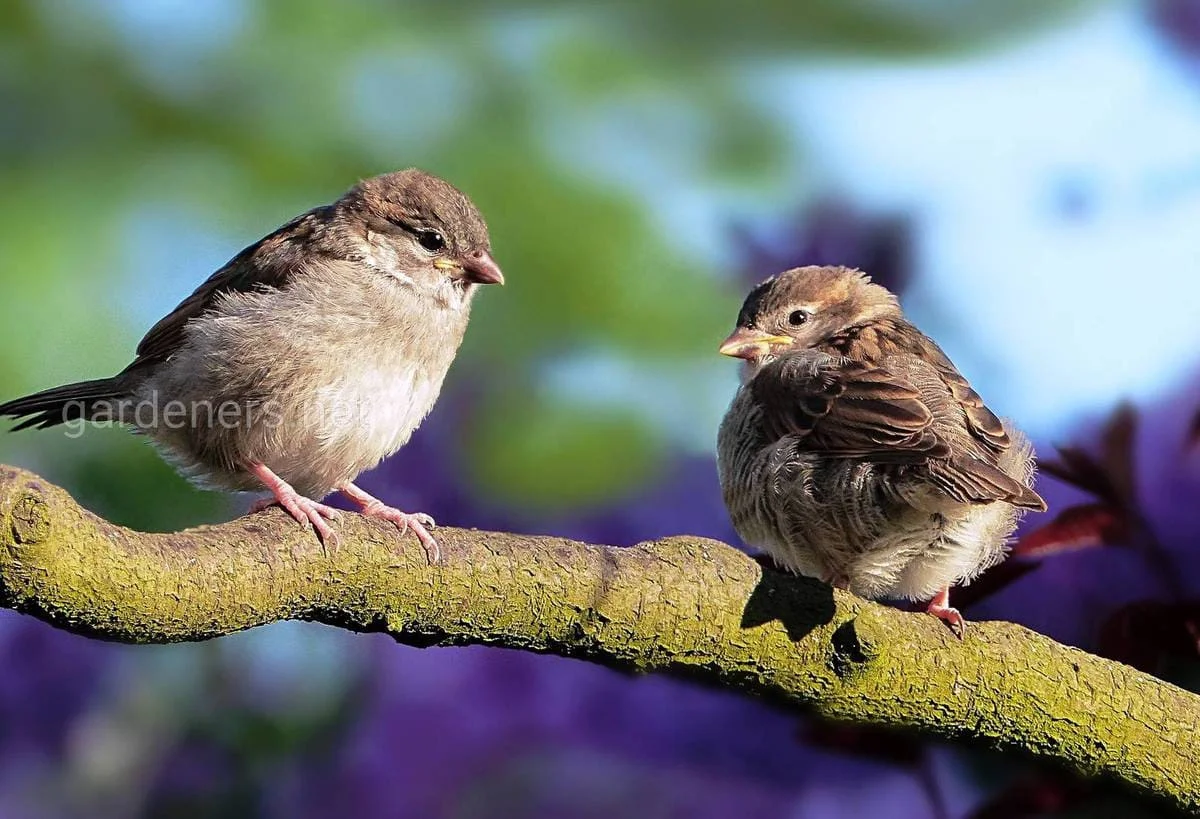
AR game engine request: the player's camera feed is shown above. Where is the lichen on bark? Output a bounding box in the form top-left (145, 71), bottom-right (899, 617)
top-left (1, 464), bottom-right (1197, 813)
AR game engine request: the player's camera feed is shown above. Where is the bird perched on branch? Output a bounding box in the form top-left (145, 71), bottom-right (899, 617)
top-left (0, 169), bottom-right (504, 561)
top-left (716, 266), bottom-right (1044, 633)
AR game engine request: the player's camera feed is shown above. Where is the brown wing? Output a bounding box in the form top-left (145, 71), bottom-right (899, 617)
top-left (753, 351), bottom-right (1047, 511)
top-left (121, 207), bottom-right (331, 374)
top-left (918, 338), bottom-right (1010, 453)
top-left (893, 338), bottom-right (1044, 509)
top-left (927, 455), bottom-right (1045, 510)
top-left (751, 352), bottom-right (949, 462)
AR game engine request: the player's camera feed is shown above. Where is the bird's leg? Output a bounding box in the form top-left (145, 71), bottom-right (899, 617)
top-left (247, 462), bottom-right (341, 549)
top-left (925, 587), bottom-right (965, 637)
top-left (338, 482), bottom-right (440, 565)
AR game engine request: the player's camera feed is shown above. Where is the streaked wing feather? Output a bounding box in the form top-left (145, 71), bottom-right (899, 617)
top-left (753, 353), bottom-right (948, 462)
top-left (921, 340), bottom-right (1010, 452)
top-left (927, 456), bottom-right (1047, 510)
top-left (123, 207), bottom-right (329, 373)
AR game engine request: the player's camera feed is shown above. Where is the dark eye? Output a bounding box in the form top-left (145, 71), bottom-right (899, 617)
top-left (417, 230), bottom-right (445, 252)
top-left (787, 309), bottom-right (809, 326)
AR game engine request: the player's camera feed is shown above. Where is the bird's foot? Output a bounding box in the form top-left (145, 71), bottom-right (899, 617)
top-left (362, 505), bottom-right (439, 564)
top-left (339, 482), bottom-right (440, 564)
top-left (248, 463), bottom-right (341, 551)
top-left (925, 587), bottom-right (965, 638)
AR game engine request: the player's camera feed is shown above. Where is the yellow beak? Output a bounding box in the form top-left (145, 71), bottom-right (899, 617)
top-left (435, 252), bottom-right (505, 285)
top-left (718, 327), bottom-right (792, 360)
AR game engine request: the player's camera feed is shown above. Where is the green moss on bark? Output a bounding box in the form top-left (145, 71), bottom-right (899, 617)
top-left (1, 465), bottom-right (1197, 812)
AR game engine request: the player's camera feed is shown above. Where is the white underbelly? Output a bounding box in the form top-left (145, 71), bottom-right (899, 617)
top-left (311, 365), bottom-right (442, 469)
top-left (237, 363), bottom-right (444, 497)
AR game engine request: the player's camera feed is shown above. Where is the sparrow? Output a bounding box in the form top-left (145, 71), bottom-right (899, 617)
top-left (716, 266), bottom-right (1045, 633)
top-left (0, 169), bottom-right (504, 562)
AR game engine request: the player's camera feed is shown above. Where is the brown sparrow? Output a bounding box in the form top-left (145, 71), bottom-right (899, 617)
top-left (716, 266), bottom-right (1044, 632)
top-left (0, 169), bottom-right (504, 561)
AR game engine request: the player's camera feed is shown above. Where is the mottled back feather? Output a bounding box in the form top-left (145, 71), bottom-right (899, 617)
top-left (717, 265), bottom-right (1046, 601)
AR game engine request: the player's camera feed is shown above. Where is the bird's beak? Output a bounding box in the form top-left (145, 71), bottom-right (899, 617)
top-left (718, 327), bottom-right (792, 360)
top-left (460, 250), bottom-right (505, 285)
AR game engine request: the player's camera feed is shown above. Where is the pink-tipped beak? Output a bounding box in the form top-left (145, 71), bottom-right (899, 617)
top-left (718, 327), bottom-right (792, 360)
top-left (461, 250), bottom-right (505, 285)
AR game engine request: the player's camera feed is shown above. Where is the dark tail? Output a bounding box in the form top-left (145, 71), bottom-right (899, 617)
top-left (0, 378), bottom-right (126, 431)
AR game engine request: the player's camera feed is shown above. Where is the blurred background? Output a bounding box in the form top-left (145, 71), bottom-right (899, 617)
top-left (2, 1), bottom-right (1199, 816)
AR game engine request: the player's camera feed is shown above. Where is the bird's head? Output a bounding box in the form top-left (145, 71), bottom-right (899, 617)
top-left (342, 169), bottom-right (504, 306)
top-left (719, 266), bottom-right (900, 374)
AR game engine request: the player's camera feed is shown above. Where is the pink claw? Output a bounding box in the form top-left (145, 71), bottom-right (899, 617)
top-left (248, 462), bottom-right (342, 551)
top-left (339, 482), bottom-right (441, 564)
top-left (925, 587), bottom-right (965, 638)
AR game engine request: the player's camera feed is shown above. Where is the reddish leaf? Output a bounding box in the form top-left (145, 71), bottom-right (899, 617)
top-left (955, 560), bottom-right (1042, 609)
top-left (798, 722), bottom-right (923, 766)
top-left (1040, 403), bottom-right (1138, 511)
top-left (1189, 407), bottom-right (1200, 450)
top-left (1039, 447), bottom-right (1121, 507)
top-left (966, 776), bottom-right (1087, 819)
top-left (1099, 402), bottom-right (1138, 510)
top-left (1097, 600), bottom-right (1200, 672)
top-left (1011, 503), bottom-right (1129, 558)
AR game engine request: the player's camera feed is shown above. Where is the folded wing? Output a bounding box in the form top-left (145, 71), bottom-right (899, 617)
top-left (751, 351), bottom-right (1045, 510)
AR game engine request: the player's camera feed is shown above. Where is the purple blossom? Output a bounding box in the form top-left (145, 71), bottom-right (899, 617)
top-left (733, 199), bottom-right (914, 295)
top-left (1148, 0), bottom-right (1200, 65)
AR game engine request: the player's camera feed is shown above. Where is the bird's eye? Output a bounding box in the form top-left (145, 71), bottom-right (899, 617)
top-left (417, 230), bottom-right (445, 252)
top-left (787, 309), bottom-right (809, 326)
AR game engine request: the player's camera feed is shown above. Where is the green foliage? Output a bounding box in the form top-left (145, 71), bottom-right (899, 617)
top-left (471, 391), bottom-right (668, 509)
top-left (0, 0), bottom-right (1102, 520)
top-left (0, 2), bottom-right (1113, 812)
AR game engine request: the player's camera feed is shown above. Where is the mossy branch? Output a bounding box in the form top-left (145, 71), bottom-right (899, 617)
top-left (0, 465), bottom-right (1197, 812)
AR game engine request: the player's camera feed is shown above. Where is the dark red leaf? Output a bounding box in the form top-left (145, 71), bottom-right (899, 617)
top-left (955, 560), bottom-right (1042, 609)
top-left (966, 776), bottom-right (1087, 819)
top-left (1097, 600), bottom-right (1200, 672)
top-left (1099, 402), bottom-right (1138, 510)
top-left (1011, 503), bottom-right (1129, 558)
top-left (1039, 447), bottom-right (1121, 507)
top-left (1040, 403), bottom-right (1139, 511)
top-left (798, 722), bottom-right (923, 766)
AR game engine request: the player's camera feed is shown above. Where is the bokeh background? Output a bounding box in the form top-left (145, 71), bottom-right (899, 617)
top-left (2, 1), bottom-right (1200, 817)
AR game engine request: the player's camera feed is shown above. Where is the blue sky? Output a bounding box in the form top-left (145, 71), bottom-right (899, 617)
top-left (539, 4), bottom-right (1200, 451)
top-left (108, 2), bottom-right (1200, 449)
top-left (771, 5), bottom-right (1200, 437)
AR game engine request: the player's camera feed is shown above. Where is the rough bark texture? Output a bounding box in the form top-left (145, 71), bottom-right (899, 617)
top-left (1, 465), bottom-right (1197, 812)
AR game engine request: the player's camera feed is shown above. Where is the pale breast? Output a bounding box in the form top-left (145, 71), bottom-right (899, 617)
top-left (309, 362), bottom-right (445, 474)
top-left (134, 262), bottom-right (465, 499)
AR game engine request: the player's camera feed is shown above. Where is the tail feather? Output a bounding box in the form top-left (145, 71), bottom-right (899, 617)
top-left (0, 378), bottom-right (126, 431)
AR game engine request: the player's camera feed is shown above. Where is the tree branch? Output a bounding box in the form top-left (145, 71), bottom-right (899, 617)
top-left (1, 465), bottom-right (1197, 812)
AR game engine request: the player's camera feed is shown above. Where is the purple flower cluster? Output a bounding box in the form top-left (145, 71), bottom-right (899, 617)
top-left (0, 615), bottom-right (113, 817)
top-left (4, 199), bottom-right (1198, 819)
